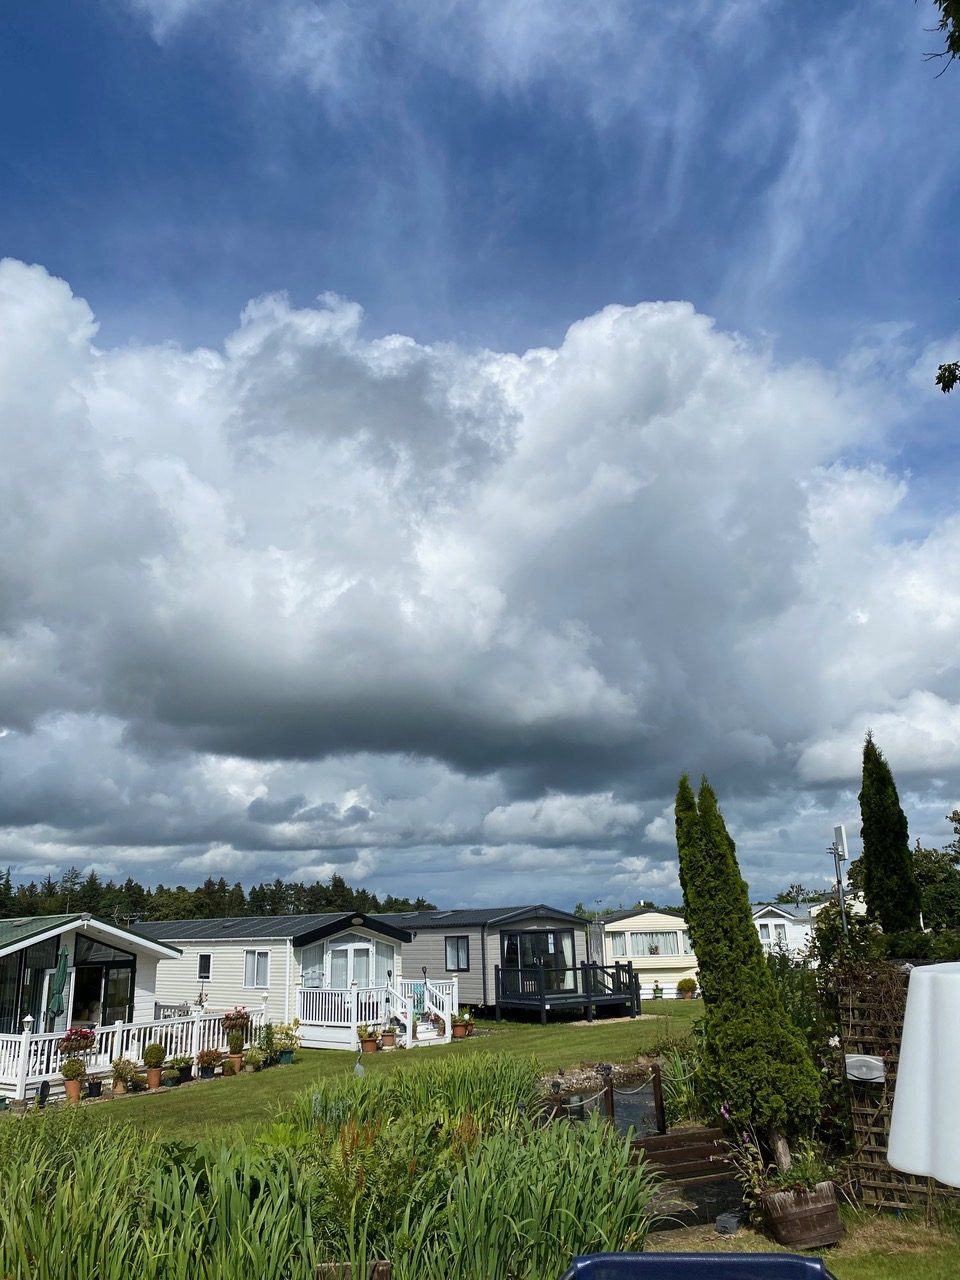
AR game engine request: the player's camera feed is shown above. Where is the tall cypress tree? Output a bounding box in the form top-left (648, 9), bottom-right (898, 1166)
top-left (858, 733), bottom-right (921, 932)
top-left (675, 775), bottom-right (820, 1169)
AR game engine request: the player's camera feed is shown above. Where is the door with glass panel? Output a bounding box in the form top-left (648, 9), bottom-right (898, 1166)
top-left (324, 934), bottom-right (374, 988)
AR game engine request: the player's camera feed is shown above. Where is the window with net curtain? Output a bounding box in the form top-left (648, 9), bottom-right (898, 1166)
top-left (629, 932), bottom-right (680, 956)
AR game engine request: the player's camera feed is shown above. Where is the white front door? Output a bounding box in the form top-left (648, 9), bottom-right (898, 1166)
top-left (325, 936), bottom-right (374, 989)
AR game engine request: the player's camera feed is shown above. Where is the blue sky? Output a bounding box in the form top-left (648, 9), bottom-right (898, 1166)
top-left (2, 2), bottom-right (956, 360)
top-left (1, 1), bottom-right (959, 906)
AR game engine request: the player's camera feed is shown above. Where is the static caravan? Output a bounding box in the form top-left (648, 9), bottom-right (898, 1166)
top-left (138, 912), bottom-right (457, 1050)
top-left (600, 908), bottom-right (698, 998)
top-left (379, 905), bottom-right (639, 1023)
top-left (0, 913), bottom-right (180, 1103)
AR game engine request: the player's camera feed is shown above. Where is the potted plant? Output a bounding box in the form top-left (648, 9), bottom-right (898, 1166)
top-left (451, 1010), bottom-right (467, 1039)
top-left (357, 1024), bottom-right (378, 1053)
top-left (86, 1076), bottom-right (103, 1100)
top-left (60, 1056), bottom-right (86, 1104)
top-left (142, 1042), bottom-right (166, 1089)
top-left (169, 1053), bottom-right (193, 1083)
top-left (463, 1009), bottom-right (475, 1036)
top-left (652, 981), bottom-right (663, 1000)
top-left (111, 1057), bottom-right (137, 1095)
top-left (227, 1029), bottom-right (245, 1073)
top-left (727, 1125), bottom-right (842, 1249)
top-left (221, 1058), bottom-right (236, 1077)
top-left (243, 1047), bottom-right (265, 1073)
top-left (197, 1048), bottom-right (222, 1079)
top-left (677, 977), bottom-right (698, 1000)
top-left (274, 1021), bottom-right (300, 1064)
top-left (379, 1022), bottom-right (396, 1049)
top-left (255, 1022), bottom-right (278, 1066)
top-left (160, 1068), bottom-right (180, 1088)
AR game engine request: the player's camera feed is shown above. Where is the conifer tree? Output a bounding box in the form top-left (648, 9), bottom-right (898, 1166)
top-left (675, 775), bottom-right (820, 1169)
top-left (858, 733), bottom-right (921, 933)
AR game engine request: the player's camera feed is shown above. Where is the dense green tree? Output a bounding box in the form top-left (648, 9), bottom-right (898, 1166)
top-left (59, 867), bottom-right (83, 911)
top-left (911, 841), bottom-right (960, 931)
top-left (675, 775), bottom-right (820, 1169)
top-left (77, 870), bottom-right (103, 914)
top-left (858, 733), bottom-right (921, 932)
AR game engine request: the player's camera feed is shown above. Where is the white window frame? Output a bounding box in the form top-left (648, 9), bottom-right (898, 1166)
top-left (243, 949), bottom-right (270, 988)
top-left (610, 931), bottom-right (627, 958)
top-left (197, 953), bottom-right (212, 982)
top-left (758, 924), bottom-right (770, 940)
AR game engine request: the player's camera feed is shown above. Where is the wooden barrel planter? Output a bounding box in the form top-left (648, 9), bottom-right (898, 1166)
top-left (762, 1181), bottom-right (842, 1248)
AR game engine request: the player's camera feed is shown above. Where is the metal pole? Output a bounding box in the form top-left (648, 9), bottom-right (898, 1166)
top-left (829, 841), bottom-right (850, 942)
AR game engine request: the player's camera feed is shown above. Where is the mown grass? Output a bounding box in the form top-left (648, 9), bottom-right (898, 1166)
top-left (647, 1212), bottom-right (960, 1280)
top-left (86, 1003), bottom-right (702, 1141)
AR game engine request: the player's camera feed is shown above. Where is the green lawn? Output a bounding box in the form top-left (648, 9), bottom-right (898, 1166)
top-left (648, 1214), bottom-right (959, 1280)
top-left (89, 1003), bottom-right (702, 1141)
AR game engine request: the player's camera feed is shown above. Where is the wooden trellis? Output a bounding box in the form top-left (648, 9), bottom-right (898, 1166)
top-left (834, 963), bottom-right (958, 1209)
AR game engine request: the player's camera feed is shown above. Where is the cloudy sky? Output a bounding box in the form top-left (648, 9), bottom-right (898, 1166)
top-left (1, 1), bottom-right (959, 908)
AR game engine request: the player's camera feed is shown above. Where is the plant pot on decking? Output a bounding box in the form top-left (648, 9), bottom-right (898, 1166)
top-left (63, 1079), bottom-right (83, 1104)
top-left (146, 1068), bottom-right (162, 1090)
top-left (763, 1181), bottom-right (842, 1249)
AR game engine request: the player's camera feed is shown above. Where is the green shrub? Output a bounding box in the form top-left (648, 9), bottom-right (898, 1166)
top-left (227, 1030), bottom-right (244, 1055)
top-left (143, 1043), bottom-right (166, 1069)
top-left (676, 977), bottom-right (698, 996)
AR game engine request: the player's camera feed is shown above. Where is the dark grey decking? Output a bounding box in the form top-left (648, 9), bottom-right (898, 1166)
top-left (494, 960), bottom-right (641, 1023)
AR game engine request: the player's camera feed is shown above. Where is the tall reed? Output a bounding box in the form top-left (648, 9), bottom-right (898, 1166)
top-left (286, 1052), bottom-right (542, 1131)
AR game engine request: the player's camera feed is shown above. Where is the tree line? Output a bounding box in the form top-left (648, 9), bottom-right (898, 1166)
top-left (0, 869), bottom-right (435, 923)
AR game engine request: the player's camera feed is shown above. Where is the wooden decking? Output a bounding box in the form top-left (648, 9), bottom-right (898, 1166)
top-left (494, 961), bottom-right (641, 1023)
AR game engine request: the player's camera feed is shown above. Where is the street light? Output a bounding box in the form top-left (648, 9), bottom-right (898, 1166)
top-left (828, 823), bottom-right (850, 943)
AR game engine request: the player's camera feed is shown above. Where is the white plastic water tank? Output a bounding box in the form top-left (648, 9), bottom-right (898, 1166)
top-left (887, 961), bottom-right (960, 1187)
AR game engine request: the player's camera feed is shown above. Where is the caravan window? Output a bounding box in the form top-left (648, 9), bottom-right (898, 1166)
top-left (243, 950), bottom-right (270, 987)
top-left (445, 936), bottom-right (469, 971)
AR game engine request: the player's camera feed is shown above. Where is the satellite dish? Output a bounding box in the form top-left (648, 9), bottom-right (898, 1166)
top-left (845, 1054), bottom-right (884, 1083)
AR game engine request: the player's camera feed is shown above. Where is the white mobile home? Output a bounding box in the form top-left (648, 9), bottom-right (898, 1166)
top-left (751, 904), bottom-right (812, 958)
top-left (600, 909), bottom-right (699, 998)
top-left (137, 912), bottom-right (458, 1050)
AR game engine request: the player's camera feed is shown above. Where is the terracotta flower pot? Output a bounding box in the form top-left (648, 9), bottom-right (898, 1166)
top-left (379, 1031), bottom-right (396, 1048)
top-left (112, 1078), bottom-right (127, 1095)
top-left (360, 1038), bottom-right (378, 1053)
top-left (465, 1023), bottom-right (475, 1036)
top-left (63, 1079), bottom-right (83, 1104)
top-left (146, 1067), bottom-right (162, 1090)
top-left (229, 1054), bottom-right (244, 1074)
top-left (452, 1023), bottom-right (467, 1038)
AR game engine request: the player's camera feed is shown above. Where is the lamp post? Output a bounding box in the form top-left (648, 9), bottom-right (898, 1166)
top-left (828, 823), bottom-right (850, 943)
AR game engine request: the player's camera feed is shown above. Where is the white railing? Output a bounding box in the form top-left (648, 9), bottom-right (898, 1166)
top-left (0, 1008), bottom-right (264, 1102)
top-left (296, 978), bottom-right (453, 1050)
top-left (297, 987), bottom-right (352, 1026)
top-left (422, 979), bottom-right (457, 1045)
